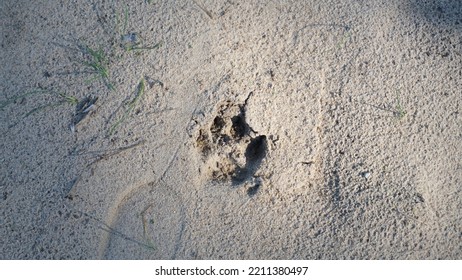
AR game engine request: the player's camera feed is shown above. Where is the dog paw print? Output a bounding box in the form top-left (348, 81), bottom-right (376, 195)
top-left (193, 101), bottom-right (267, 187)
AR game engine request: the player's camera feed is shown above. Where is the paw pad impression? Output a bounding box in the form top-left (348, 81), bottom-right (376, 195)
top-left (194, 101), bottom-right (267, 185)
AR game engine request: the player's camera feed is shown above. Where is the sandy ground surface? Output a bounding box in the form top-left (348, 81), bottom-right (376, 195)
top-left (1, 0), bottom-right (461, 259)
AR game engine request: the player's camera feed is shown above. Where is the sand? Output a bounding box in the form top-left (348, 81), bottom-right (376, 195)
top-left (1, 0), bottom-right (461, 259)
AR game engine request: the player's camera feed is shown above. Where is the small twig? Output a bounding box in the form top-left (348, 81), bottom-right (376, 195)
top-left (71, 139), bottom-right (146, 158)
top-left (140, 204), bottom-right (157, 249)
top-left (192, 0), bottom-right (213, 19)
top-left (243, 91), bottom-right (254, 108)
top-left (66, 140), bottom-right (146, 198)
top-left (76, 210), bottom-right (155, 251)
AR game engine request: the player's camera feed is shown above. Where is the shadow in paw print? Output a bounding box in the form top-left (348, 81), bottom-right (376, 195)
top-left (211, 116), bottom-right (227, 143)
top-left (231, 114), bottom-right (247, 139)
top-left (232, 135), bottom-right (267, 185)
top-left (246, 182), bottom-right (261, 197)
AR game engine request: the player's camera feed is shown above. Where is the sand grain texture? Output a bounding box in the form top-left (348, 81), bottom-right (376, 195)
top-left (1, 0), bottom-right (461, 259)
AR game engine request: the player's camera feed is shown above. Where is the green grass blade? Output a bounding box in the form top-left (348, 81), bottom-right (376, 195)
top-left (123, 6), bottom-right (129, 35)
top-left (108, 78), bottom-right (145, 136)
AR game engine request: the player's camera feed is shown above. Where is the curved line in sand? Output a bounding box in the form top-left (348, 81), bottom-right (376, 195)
top-left (97, 143), bottom-right (184, 259)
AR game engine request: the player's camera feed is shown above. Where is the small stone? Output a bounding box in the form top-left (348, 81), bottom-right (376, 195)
top-left (361, 172), bottom-right (371, 179)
